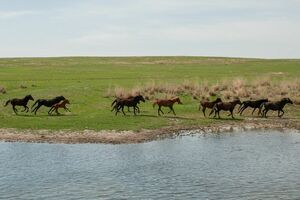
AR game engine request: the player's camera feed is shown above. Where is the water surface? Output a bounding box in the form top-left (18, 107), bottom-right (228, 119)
top-left (1, 130), bottom-right (300, 199)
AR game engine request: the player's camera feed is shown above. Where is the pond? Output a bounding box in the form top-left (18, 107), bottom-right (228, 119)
top-left (1, 130), bottom-right (300, 199)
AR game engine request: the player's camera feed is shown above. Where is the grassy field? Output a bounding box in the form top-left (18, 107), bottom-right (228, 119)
top-left (0, 57), bottom-right (299, 131)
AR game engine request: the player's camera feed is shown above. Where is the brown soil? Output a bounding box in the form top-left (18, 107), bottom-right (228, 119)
top-left (0, 118), bottom-right (299, 144)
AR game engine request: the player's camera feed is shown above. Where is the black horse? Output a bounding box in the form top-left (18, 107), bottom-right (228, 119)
top-left (115, 95), bottom-right (145, 115)
top-left (31, 96), bottom-right (65, 115)
top-left (4, 95), bottom-right (34, 114)
top-left (260, 98), bottom-right (293, 118)
top-left (238, 98), bottom-right (269, 116)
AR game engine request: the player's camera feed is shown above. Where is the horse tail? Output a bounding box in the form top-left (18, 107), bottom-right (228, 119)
top-left (31, 100), bottom-right (39, 109)
top-left (4, 100), bottom-right (11, 107)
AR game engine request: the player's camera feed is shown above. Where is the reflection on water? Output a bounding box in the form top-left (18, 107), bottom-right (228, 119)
top-left (1, 131), bottom-right (300, 199)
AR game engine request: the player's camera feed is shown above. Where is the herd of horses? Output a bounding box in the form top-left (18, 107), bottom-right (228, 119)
top-left (4, 95), bottom-right (70, 115)
top-left (110, 94), bottom-right (293, 119)
top-left (3, 94), bottom-right (294, 119)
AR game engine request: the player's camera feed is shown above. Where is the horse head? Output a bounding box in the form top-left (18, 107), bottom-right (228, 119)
top-left (233, 98), bottom-right (242, 105)
top-left (175, 97), bottom-right (183, 104)
top-left (215, 98), bottom-right (222, 103)
top-left (283, 97), bottom-right (293, 104)
top-left (57, 96), bottom-right (66, 101)
top-left (135, 95), bottom-right (145, 103)
top-left (26, 94), bottom-right (34, 101)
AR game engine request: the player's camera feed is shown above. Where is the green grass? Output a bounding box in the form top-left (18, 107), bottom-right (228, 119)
top-left (0, 56), bottom-right (299, 131)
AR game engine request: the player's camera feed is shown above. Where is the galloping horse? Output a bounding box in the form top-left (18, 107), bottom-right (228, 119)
top-left (48, 99), bottom-right (70, 115)
top-left (238, 98), bottom-right (268, 116)
top-left (260, 98), bottom-right (293, 118)
top-left (211, 99), bottom-right (242, 119)
top-left (111, 95), bottom-right (139, 113)
top-left (31, 96), bottom-right (65, 115)
top-left (153, 97), bottom-right (182, 116)
top-left (115, 95), bottom-right (145, 115)
top-left (4, 95), bottom-right (34, 114)
top-left (199, 97), bottom-right (222, 117)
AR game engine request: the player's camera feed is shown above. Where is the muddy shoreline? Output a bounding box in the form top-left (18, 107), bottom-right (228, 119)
top-left (0, 118), bottom-right (299, 144)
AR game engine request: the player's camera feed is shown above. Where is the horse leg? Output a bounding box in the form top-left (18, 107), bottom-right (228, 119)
top-left (217, 110), bottom-right (221, 119)
top-left (251, 108), bottom-right (257, 115)
top-left (264, 109), bottom-right (269, 118)
top-left (127, 106), bottom-right (131, 112)
top-left (121, 106), bottom-right (126, 115)
top-left (168, 106), bottom-right (173, 114)
top-left (202, 107), bottom-right (206, 117)
top-left (158, 106), bottom-right (163, 116)
top-left (209, 109), bottom-right (215, 117)
top-left (171, 106), bottom-right (176, 116)
top-left (12, 105), bottom-right (18, 114)
top-left (239, 106), bottom-right (247, 116)
top-left (33, 104), bottom-right (42, 115)
top-left (231, 109), bottom-right (235, 119)
top-left (279, 109), bottom-right (284, 118)
top-left (25, 106), bottom-right (30, 113)
top-left (237, 104), bottom-right (244, 113)
top-left (21, 106), bottom-right (27, 112)
top-left (55, 108), bottom-right (60, 115)
top-left (48, 107), bottom-right (54, 115)
top-left (133, 106), bottom-right (137, 116)
top-left (64, 107), bottom-right (71, 112)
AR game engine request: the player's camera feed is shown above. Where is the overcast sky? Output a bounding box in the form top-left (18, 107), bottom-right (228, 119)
top-left (0, 0), bottom-right (299, 58)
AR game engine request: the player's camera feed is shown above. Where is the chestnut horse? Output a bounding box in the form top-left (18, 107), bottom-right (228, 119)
top-left (199, 97), bottom-right (222, 117)
top-left (4, 94), bottom-right (34, 114)
top-left (153, 97), bottom-right (182, 116)
top-left (238, 98), bottom-right (268, 116)
top-left (211, 99), bottom-right (242, 119)
top-left (115, 95), bottom-right (145, 115)
top-left (48, 99), bottom-right (70, 115)
top-left (260, 98), bottom-right (293, 118)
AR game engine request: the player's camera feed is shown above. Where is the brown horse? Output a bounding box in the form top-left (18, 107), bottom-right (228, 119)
top-left (48, 99), bottom-right (70, 115)
top-left (115, 95), bottom-right (145, 115)
top-left (4, 95), bottom-right (34, 114)
top-left (111, 95), bottom-right (138, 113)
top-left (153, 97), bottom-right (182, 116)
top-left (260, 98), bottom-right (293, 118)
top-left (199, 97), bottom-right (222, 117)
top-left (211, 99), bottom-right (242, 119)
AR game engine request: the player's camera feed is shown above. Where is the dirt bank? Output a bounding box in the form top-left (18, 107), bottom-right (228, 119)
top-left (0, 118), bottom-right (299, 144)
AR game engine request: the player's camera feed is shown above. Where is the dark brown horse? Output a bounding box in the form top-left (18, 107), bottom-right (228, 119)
top-left (211, 99), bottom-right (242, 119)
top-left (260, 98), bottom-right (293, 118)
top-left (115, 95), bottom-right (145, 115)
top-left (48, 99), bottom-right (70, 115)
top-left (4, 95), bottom-right (34, 114)
top-left (238, 98), bottom-right (269, 116)
top-left (199, 97), bottom-right (222, 117)
top-left (153, 97), bottom-right (182, 116)
top-left (31, 96), bottom-right (65, 115)
top-left (111, 95), bottom-right (139, 113)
